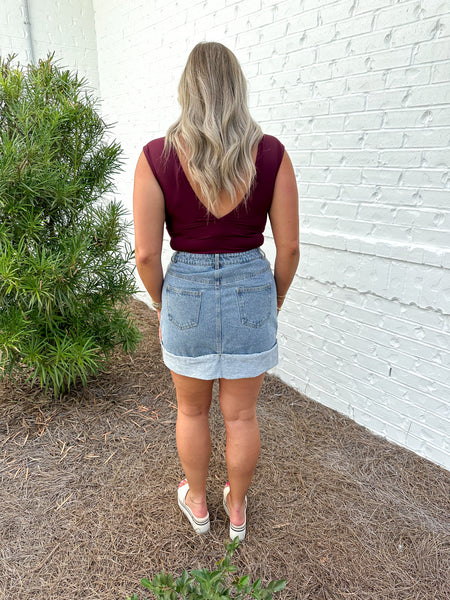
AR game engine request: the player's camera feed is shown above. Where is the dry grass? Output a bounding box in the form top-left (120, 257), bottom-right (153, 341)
top-left (0, 298), bottom-right (449, 600)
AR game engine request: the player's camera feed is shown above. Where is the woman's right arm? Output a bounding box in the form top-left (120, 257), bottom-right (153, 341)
top-left (133, 151), bottom-right (165, 306)
top-left (268, 150), bottom-right (300, 312)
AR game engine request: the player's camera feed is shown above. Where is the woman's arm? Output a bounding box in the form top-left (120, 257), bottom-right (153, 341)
top-left (133, 150), bottom-right (165, 306)
top-left (268, 150), bottom-right (300, 312)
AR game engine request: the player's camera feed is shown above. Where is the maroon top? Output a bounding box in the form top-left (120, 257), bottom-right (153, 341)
top-left (142, 134), bottom-right (285, 253)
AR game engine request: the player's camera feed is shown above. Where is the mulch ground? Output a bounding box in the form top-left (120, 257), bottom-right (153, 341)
top-left (0, 298), bottom-right (449, 600)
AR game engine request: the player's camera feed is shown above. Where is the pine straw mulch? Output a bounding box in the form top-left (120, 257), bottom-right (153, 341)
top-left (0, 298), bottom-right (449, 600)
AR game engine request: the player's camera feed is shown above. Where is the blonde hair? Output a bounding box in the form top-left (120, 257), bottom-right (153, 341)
top-left (165, 42), bottom-right (263, 213)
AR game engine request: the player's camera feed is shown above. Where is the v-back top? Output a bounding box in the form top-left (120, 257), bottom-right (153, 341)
top-left (142, 134), bottom-right (285, 253)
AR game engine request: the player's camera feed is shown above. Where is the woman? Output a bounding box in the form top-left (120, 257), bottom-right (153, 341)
top-left (133, 42), bottom-right (299, 541)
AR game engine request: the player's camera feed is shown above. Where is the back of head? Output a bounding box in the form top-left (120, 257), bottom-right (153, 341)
top-left (165, 42), bottom-right (263, 212)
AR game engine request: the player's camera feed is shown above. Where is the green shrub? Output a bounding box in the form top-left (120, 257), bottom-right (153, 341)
top-left (0, 53), bottom-right (141, 396)
top-left (127, 538), bottom-right (288, 600)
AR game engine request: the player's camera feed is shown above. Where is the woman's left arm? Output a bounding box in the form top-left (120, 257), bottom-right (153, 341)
top-left (133, 150), bottom-right (165, 306)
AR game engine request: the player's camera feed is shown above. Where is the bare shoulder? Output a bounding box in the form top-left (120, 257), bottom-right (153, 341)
top-left (133, 150), bottom-right (164, 201)
top-left (270, 150), bottom-right (298, 213)
top-left (135, 150), bottom-right (156, 179)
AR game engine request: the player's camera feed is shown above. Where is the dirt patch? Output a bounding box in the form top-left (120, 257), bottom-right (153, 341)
top-left (0, 298), bottom-right (449, 600)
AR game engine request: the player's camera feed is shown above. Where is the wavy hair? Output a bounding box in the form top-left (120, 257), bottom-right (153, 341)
top-left (165, 42), bottom-right (263, 213)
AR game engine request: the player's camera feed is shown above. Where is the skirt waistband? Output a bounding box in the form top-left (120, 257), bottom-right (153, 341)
top-left (171, 247), bottom-right (265, 267)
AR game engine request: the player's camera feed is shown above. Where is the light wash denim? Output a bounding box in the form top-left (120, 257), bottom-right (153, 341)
top-left (160, 248), bottom-right (278, 379)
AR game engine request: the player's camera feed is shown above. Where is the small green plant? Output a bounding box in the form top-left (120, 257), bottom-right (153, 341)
top-left (0, 53), bottom-right (141, 396)
top-left (126, 538), bottom-right (288, 600)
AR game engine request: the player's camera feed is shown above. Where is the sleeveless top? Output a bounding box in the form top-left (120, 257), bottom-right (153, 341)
top-left (142, 134), bottom-right (285, 253)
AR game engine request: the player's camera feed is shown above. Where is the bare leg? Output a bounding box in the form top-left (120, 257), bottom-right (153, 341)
top-left (171, 371), bottom-right (214, 519)
top-left (219, 374), bottom-right (265, 526)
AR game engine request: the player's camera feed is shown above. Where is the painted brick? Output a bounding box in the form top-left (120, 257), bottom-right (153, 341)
top-left (385, 65), bottom-right (432, 89)
top-left (397, 207), bottom-right (450, 230)
top-left (403, 127), bottom-right (450, 148)
top-left (373, 3), bottom-right (428, 30)
top-left (407, 422), bottom-right (450, 455)
top-left (423, 148), bottom-right (450, 168)
top-left (330, 94), bottom-right (366, 114)
top-left (390, 14), bottom-right (449, 47)
top-left (315, 149), bottom-right (381, 167)
top-left (351, 407), bottom-right (409, 445)
top-left (379, 149), bottom-right (422, 167)
top-left (422, 0), bottom-right (450, 18)
top-left (314, 77), bottom-right (347, 98)
top-left (406, 82), bottom-right (450, 107)
top-left (365, 131), bottom-right (406, 149)
top-left (346, 30), bottom-right (394, 58)
top-left (432, 60), bottom-right (450, 84)
top-left (413, 37), bottom-right (450, 65)
top-left (303, 199), bottom-right (358, 219)
top-left (344, 111), bottom-right (384, 131)
top-left (354, 0), bottom-right (392, 14)
top-left (319, 0), bottom-right (356, 25)
top-left (299, 62), bottom-right (333, 83)
top-left (299, 98), bottom-right (329, 116)
top-left (308, 166), bottom-right (362, 184)
top-left (335, 13), bottom-right (373, 39)
top-left (400, 170), bottom-right (449, 191)
top-left (302, 23), bottom-right (336, 48)
top-left (367, 46), bottom-right (414, 74)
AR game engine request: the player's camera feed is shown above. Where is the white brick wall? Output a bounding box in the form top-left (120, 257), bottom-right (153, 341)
top-left (2, 0), bottom-right (449, 470)
top-left (0, 0), bottom-right (99, 91)
top-left (92, 0), bottom-right (450, 470)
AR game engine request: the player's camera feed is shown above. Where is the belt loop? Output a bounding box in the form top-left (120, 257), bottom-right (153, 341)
top-left (215, 253), bottom-right (220, 270)
top-left (172, 252), bottom-right (178, 263)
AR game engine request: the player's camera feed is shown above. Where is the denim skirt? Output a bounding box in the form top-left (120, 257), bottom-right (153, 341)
top-left (160, 248), bottom-right (278, 379)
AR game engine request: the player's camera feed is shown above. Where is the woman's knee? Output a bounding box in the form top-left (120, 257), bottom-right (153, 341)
top-left (219, 375), bottom-right (263, 416)
top-left (177, 401), bottom-right (211, 419)
top-left (221, 405), bottom-right (258, 428)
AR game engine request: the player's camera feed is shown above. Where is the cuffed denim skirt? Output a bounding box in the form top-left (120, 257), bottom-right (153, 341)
top-left (160, 248), bottom-right (278, 379)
